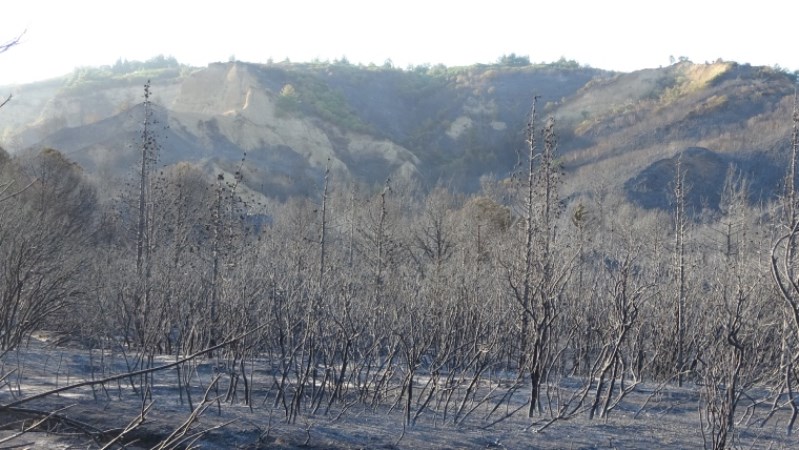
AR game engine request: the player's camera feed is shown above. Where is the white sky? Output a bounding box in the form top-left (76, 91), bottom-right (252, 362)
top-left (1, 0), bottom-right (798, 85)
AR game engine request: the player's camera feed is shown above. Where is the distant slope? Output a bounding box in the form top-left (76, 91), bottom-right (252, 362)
top-left (1, 59), bottom-right (796, 207)
top-left (558, 61), bottom-right (795, 207)
top-left (624, 146), bottom-right (781, 212)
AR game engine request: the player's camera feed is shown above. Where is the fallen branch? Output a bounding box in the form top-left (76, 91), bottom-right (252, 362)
top-left (0, 323), bottom-right (267, 411)
top-left (0, 405), bottom-right (75, 446)
top-left (98, 402), bottom-right (153, 450)
top-left (153, 375), bottom-right (229, 450)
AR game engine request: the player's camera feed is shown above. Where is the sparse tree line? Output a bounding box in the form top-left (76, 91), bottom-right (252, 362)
top-left (2, 92), bottom-right (799, 449)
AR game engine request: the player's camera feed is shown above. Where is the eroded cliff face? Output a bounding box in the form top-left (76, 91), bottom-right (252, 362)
top-left (1, 61), bottom-right (425, 201)
top-left (170, 62), bottom-right (421, 186)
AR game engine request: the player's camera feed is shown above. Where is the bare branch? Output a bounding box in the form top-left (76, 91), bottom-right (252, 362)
top-left (0, 323), bottom-right (267, 410)
top-left (0, 31), bottom-right (24, 54)
top-left (0, 179), bottom-right (36, 204)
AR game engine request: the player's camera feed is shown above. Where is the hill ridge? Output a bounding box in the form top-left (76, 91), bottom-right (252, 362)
top-left (0, 59), bottom-right (796, 207)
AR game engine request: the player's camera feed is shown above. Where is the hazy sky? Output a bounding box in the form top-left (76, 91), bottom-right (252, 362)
top-left (2, 0), bottom-right (797, 85)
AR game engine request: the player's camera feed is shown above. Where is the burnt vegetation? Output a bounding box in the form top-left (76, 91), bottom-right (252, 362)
top-left (4, 60), bottom-right (799, 449)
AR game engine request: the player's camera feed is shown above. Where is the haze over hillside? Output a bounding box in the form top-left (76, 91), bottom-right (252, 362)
top-left (1, 56), bottom-right (796, 209)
